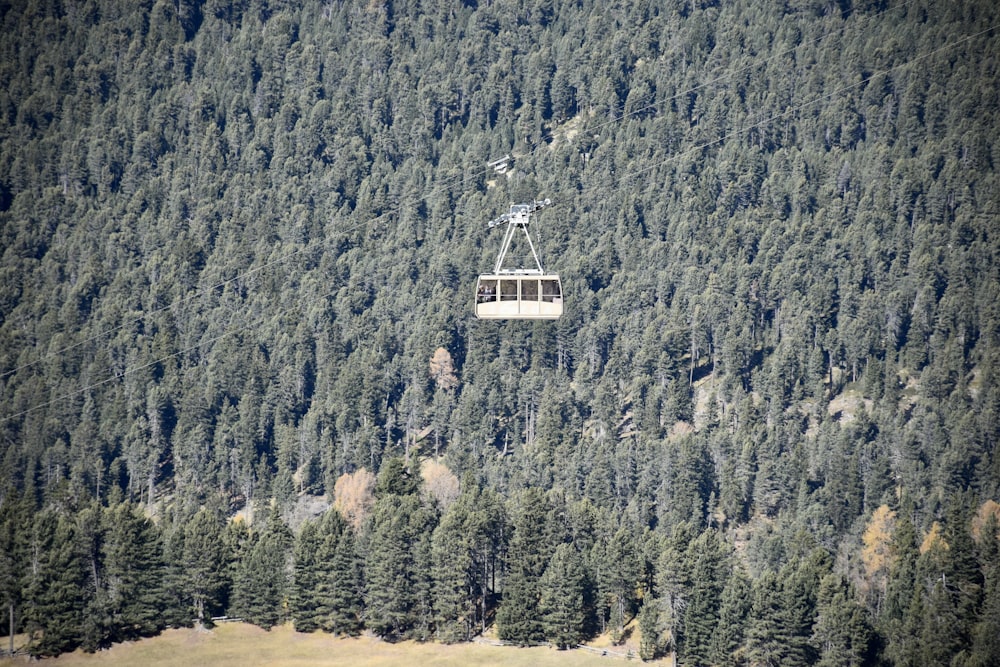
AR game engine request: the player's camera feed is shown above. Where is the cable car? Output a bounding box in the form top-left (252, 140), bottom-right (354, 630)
top-left (475, 200), bottom-right (563, 320)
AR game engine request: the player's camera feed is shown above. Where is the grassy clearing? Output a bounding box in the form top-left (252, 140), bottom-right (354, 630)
top-left (0, 623), bottom-right (656, 667)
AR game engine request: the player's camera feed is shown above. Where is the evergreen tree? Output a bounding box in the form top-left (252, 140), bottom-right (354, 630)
top-left (0, 489), bottom-right (29, 657)
top-left (230, 514), bottom-right (292, 630)
top-left (940, 500), bottom-right (985, 658)
top-left (0, 1), bottom-right (998, 661)
top-left (457, 476), bottom-right (508, 636)
top-left (637, 596), bottom-right (662, 661)
top-left (431, 500), bottom-right (475, 642)
top-left (904, 507), bottom-right (983, 665)
top-left (165, 509), bottom-right (229, 626)
top-left (366, 495), bottom-right (417, 640)
top-left (746, 570), bottom-right (786, 667)
top-left (411, 519), bottom-right (436, 642)
top-left (326, 523), bottom-right (364, 636)
top-left (220, 518), bottom-right (251, 617)
top-left (679, 529), bottom-right (729, 666)
top-left (889, 586), bottom-right (927, 667)
top-left (497, 488), bottom-right (551, 644)
top-left (746, 547), bottom-right (831, 667)
top-left (967, 513), bottom-right (1000, 666)
top-left (918, 578), bottom-right (963, 666)
top-left (24, 509), bottom-right (86, 657)
top-left (710, 566), bottom-right (752, 667)
top-left (654, 522), bottom-right (695, 653)
top-left (779, 549), bottom-right (830, 666)
top-left (597, 525), bottom-right (640, 644)
top-left (539, 542), bottom-right (588, 649)
top-left (880, 507), bottom-right (919, 663)
top-left (374, 456), bottom-right (420, 498)
top-left (366, 463), bottom-right (436, 641)
top-left (290, 519), bottom-right (323, 632)
top-left (92, 501), bottom-right (167, 646)
top-left (76, 501), bottom-right (106, 651)
top-left (290, 510), bottom-right (357, 634)
top-left (811, 573), bottom-right (873, 667)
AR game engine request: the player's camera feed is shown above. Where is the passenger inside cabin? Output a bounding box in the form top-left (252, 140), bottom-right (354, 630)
top-left (477, 280), bottom-right (497, 303)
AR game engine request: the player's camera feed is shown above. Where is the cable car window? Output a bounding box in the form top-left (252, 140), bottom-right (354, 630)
top-left (477, 279), bottom-right (497, 303)
top-left (500, 280), bottom-right (518, 301)
top-left (541, 279), bottom-right (561, 303)
top-left (521, 279), bottom-right (539, 301)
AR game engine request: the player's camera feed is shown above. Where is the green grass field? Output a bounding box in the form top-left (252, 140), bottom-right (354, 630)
top-left (1, 623), bottom-right (657, 666)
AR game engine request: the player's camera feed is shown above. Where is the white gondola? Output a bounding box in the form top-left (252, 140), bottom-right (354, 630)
top-left (475, 200), bottom-right (563, 320)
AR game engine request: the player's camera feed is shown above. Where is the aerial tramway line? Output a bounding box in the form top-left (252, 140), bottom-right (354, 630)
top-left (2, 0), bottom-right (925, 386)
top-left (5, 2), bottom-right (984, 421)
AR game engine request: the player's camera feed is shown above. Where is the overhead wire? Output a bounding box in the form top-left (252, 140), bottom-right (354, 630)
top-left (510, 0), bottom-right (926, 159)
top-left (0, 0), bottom-right (921, 383)
top-left (2, 5), bottom-right (991, 424)
top-left (2, 283), bottom-right (349, 424)
top-left (605, 23), bottom-right (998, 189)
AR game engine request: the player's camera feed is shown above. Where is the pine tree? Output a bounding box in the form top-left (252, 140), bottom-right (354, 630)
top-left (432, 501), bottom-right (475, 642)
top-left (539, 543), bottom-right (588, 649)
top-left (0, 489), bottom-right (29, 657)
top-left (918, 578), bottom-right (962, 666)
top-left (366, 495), bottom-right (416, 639)
top-left (746, 570), bottom-right (785, 667)
top-left (230, 514), bottom-right (292, 630)
top-left (778, 549), bottom-right (829, 666)
top-left (290, 519), bottom-right (323, 632)
top-left (1, 3), bottom-right (1000, 664)
top-left (811, 573), bottom-right (873, 667)
top-left (597, 525), bottom-right (640, 644)
top-left (411, 522), bottom-right (436, 642)
top-left (290, 511), bottom-right (353, 634)
top-left (710, 566), bottom-right (752, 667)
top-left (24, 510), bottom-right (86, 657)
top-left (221, 519), bottom-right (251, 617)
top-left (429, 474), bottom-right (510, 639)
top-left (881, 507), bottom-right (919, 663)
top-left (941, 499), bottom-right (985, 658)
top-left (98, 502), bottom-right (167, 644)
top-left (497, 488), bottom-right (551, 645)
top-left (77, 501), bottom-right (107, 652)
top-left (366, 484), bottom-right (436, 641)
top-left (637, 596), bottom-right (662, 661)
top-left (374, 456), bottom-right (420, 497)
top-left (745, 547), bottom-right (829, 666)
top-left (164, 509), bottom-right (229, 627)
top-left (326, 523), bottom-right (364, 636)
top-left (968, 513), bottom-right (1000, 666)
top-left (654, 523), bottom-right (695, 652)
top-left (905, 506), bottom-right (981, 665)
top-left (891, 586), bottom-right (926, 667)
top-left (679, 529), bottom-right (729, 666)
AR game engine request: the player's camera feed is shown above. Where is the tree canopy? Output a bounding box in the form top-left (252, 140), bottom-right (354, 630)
top-left (1, 0), bottom-right (998, 662)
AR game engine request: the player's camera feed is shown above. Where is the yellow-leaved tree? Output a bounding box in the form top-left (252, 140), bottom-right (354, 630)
top-left (333, 468), bottom-right (376, 530)
top-left (861, 504), bottom-right (895, 610)
top-left (429, 347), bottom-right (459, 391)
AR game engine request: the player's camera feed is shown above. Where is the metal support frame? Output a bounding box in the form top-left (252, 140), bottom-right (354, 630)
top-left (488, 199), bottom-right (551, 275)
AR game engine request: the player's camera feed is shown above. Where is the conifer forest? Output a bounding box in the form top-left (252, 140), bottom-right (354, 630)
top-left (2, 0), bottom-right (1000, 664)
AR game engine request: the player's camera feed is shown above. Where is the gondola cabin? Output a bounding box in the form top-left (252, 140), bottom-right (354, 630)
top-left (474, 199), bottom-right (563, 321)
top-left (475, 274), bottom-right (563, 319)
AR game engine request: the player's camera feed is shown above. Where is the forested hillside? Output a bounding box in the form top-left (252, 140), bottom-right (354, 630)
top-left (1, 0), bottom-right (999, 664)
